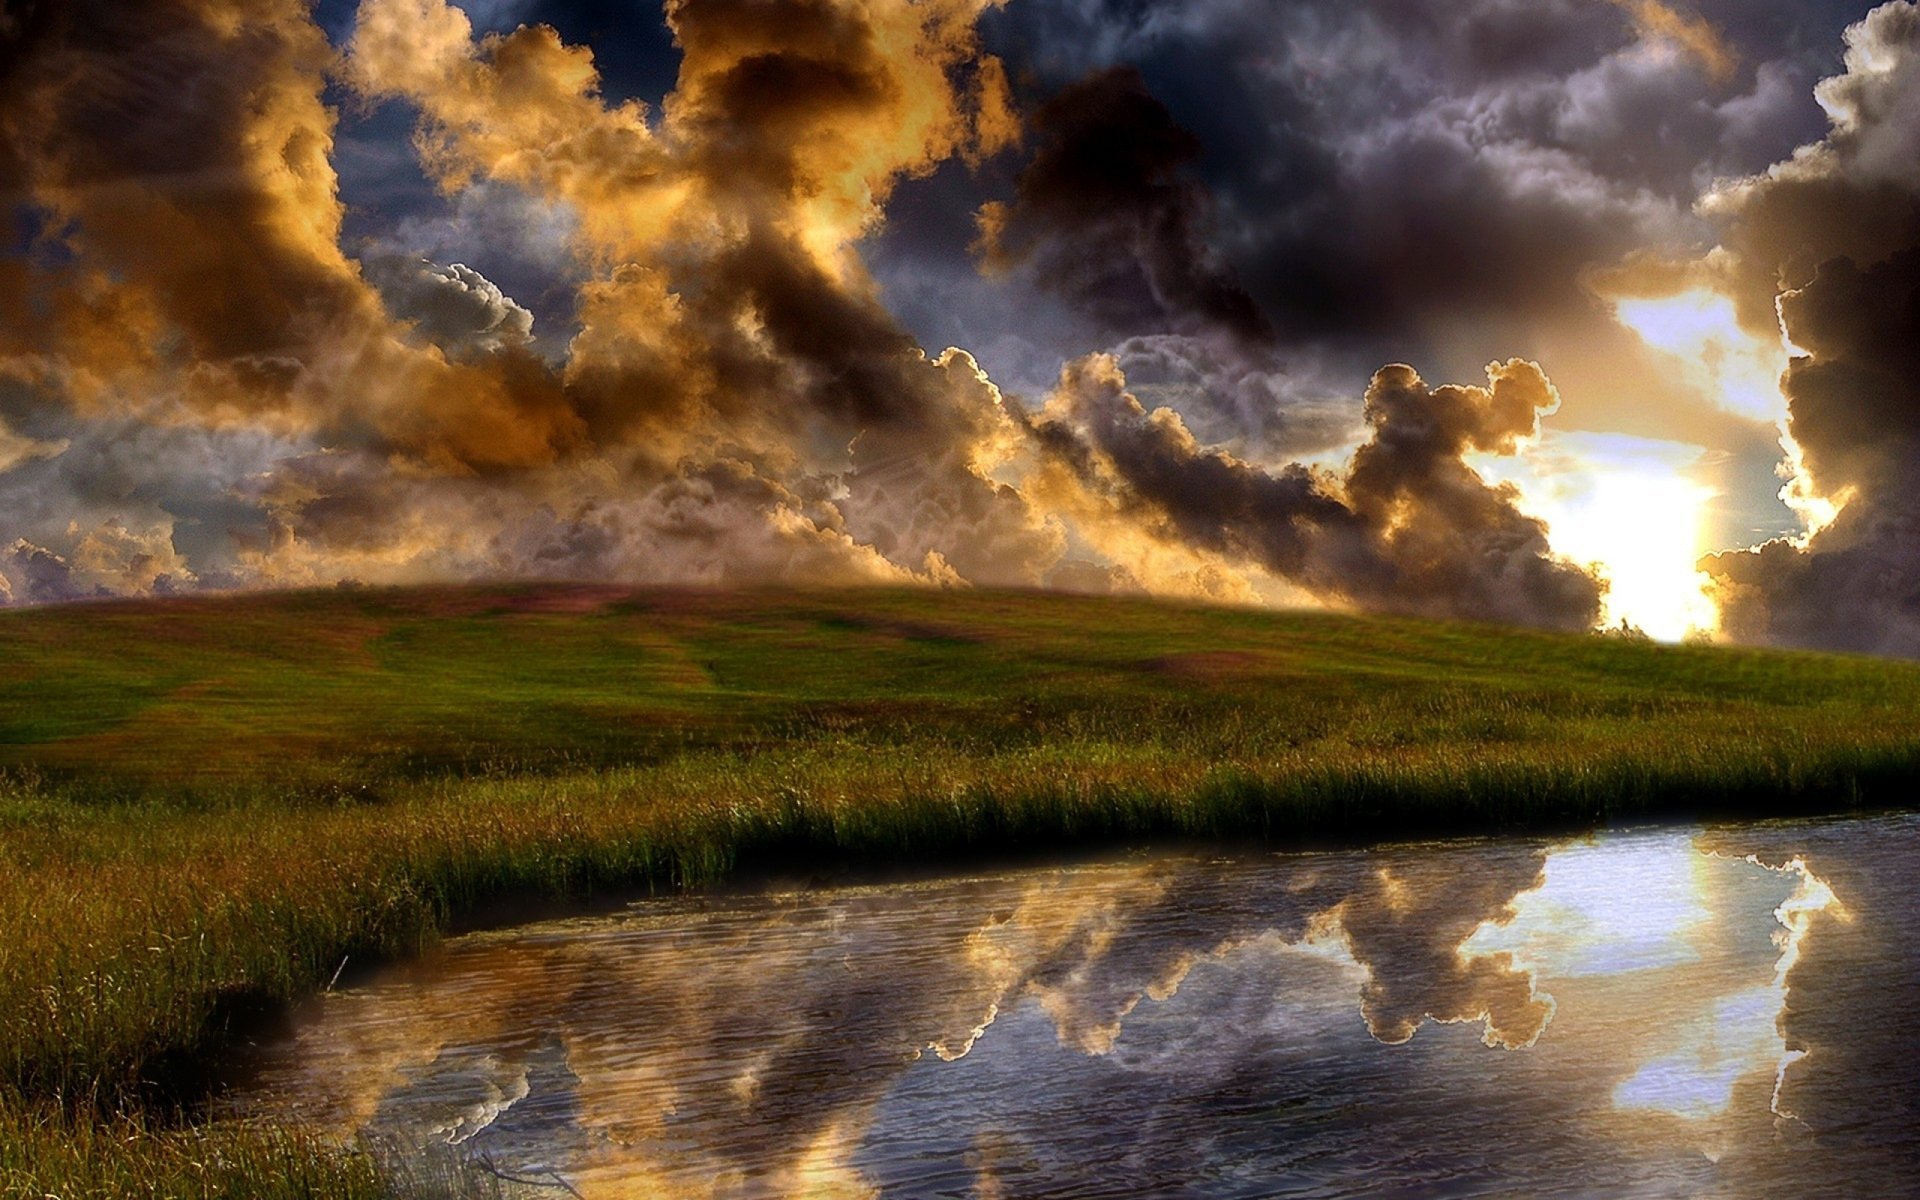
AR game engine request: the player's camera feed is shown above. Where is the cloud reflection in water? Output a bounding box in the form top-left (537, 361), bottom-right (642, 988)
top-left (233, 816), bottom-right (1918, 1198)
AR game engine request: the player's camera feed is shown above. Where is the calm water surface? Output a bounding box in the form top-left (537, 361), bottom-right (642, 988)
top-left (230, 813), bottom-right (1920, 1197)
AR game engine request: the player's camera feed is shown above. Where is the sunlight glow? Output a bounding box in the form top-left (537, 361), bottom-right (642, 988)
top-left (1609, 286), bottom-right (1847, 542)
top-left (1613, 986), bottom-right (1782, 1119)
top-left (1464, 835), bottom-right (1709, 978)
top-left (1464, 833), bottom-right (1848, 1128)
top-left (1611, 289), bottom-right (1788, 425)
top-left (1479, 432), bottom-right (1719, 640)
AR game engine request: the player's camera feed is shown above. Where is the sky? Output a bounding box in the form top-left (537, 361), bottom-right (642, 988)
top-left (2, 0), bottom-right (1918, 652)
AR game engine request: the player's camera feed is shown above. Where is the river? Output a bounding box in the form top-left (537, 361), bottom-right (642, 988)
top-left (228, 812), bottom-right (1920, 1197)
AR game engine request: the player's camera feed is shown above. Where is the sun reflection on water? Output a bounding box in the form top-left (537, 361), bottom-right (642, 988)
top-left (1613, 985), bottom-right (1784, 1120)
top-left (1463, 833), bottom-right (1711, 979)
top-left (1462, 832), bottom-right (1847, 1130)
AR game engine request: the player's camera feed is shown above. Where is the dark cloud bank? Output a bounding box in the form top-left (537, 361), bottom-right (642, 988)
top-left (1, 0), bottom-right (1918, 651)
top-left (1693, 3), bottom-right (1920, 653)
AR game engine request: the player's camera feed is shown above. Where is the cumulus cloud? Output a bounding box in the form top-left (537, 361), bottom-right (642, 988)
top-left (1029, 355), bottom-right (1605, 629)
top-left (8, 0), bottom-right (1886, 639)
top-left (970, 0), bottom-right (1773, 359)
top-left (1687, 2), bottom-right (1920, 654)
top-left (361, 254), bottom-right (535, 354)
top-left (68, 519), bottom-right (196, 596)
top-left (3, 540), bottom-right (84, 605)
top-left (977, 65), bottom-right (1271, 349)
top-left (0, 0), bottom-right (1060, 603)
top-left (1706, 249), bottom-right (1920, 652)
top-left (0, 0), bottom-right (586, 477)
top-left (925, 0), bottom-right (1859, 544)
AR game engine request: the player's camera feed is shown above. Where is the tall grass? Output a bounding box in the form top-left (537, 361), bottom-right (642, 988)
top-left (0, 1102), bottom-right (392, 1200)
top-left (4, 584), bottom-right (1920, 1194)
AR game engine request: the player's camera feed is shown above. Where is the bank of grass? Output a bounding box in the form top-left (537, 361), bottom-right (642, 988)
top-left (1, 1103), bottom-right (394, 1199)
top-left (0, 1098), bottom-right (516, 1199)
top-left (4, 583), bottom-right (1920, 1195)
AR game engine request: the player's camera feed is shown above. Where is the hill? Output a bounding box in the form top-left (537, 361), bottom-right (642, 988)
top-left (7, 582), bottom-right (1916, 795)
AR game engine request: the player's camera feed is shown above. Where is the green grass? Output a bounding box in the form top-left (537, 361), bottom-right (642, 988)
top-left (4, 582), bottom-right (1920, 1195)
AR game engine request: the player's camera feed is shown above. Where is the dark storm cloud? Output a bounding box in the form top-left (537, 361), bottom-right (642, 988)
top-left (1707, 250), bottom-right (1920, 653)
top-left (1695, 2), bottom-right (1920, 655)
top-left (902, 0), bottom-right (1917, 619)
top-left (330, 0), bottom-right (1596, 618)
top-left (1, 0), bottom-right (1902, 640)
top-left (1032, 355), bottom-right (1605, 630)
top-left (968, 0), bottom-right (1785, 360)
top-left (0, 0), bottom-right (1618, 623)
top-left (1, 539), bottom-right (83, 604)
top-left (978, 65), bottom-right (1270, 348)
top-left (840, 0), bottom-right (1866, 543)
top-left (1777, 252), bottom-right (1920, 508)
top-left (898, 0), bottom-right (1879, 560)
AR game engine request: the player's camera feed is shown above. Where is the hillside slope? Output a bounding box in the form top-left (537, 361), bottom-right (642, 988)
top-left (5, 583), bottom-right (1916, 795)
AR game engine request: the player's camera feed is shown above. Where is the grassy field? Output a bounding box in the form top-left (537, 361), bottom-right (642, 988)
top-left (5, 582), bottom-right (1920, 1196)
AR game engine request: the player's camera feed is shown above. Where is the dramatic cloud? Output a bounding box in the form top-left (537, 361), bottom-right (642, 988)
top-left (1690, 2), bottom-right (1920, 654)
top-left (966, 0), bottom-right (1793, 362)
top-left (977, 65), bottom-right (1271, 349)
top-left (1030, 355), bottom-right (1604, 629)
top-left (3, 540), bottom-right (82, 605)
top-left (0, 0), bottom-right (1052, 600)
top-left (361, 254), bottom-right (536, 354)
top-left (3, 0), bottom-right (1917, 648)
top-left (0, 0), bottom-right (585, 478)
top-left (0, 0), bottom-right (1621, 631)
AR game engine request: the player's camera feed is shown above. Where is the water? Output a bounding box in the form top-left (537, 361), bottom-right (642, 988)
top-left (229, 813), bottom-right (1920, 1197)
